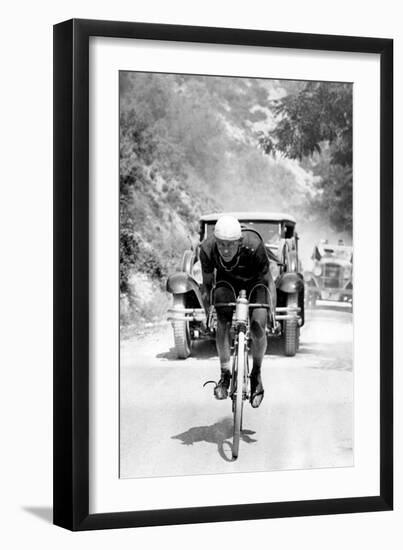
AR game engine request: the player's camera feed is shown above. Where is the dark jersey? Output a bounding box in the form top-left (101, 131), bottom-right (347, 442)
top-left (199, 229), bottom-right (270, 289)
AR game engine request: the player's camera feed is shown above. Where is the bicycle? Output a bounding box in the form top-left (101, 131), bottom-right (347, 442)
top-left (204, 288), bottom-right (271, 460)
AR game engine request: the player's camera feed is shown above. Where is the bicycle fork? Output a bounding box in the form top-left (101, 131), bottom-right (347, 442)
top-left (230, 331), bottom-right (250, 402)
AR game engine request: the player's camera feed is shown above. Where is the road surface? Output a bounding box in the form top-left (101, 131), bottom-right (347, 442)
top-left (120, 303), bottom-right (353, 479)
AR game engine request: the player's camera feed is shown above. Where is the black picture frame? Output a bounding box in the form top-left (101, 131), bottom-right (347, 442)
top-left (53, 18), bottom-right (393, 531)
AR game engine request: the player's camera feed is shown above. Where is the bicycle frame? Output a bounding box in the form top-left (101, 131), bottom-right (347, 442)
top-left (215, 289), bottom-right (270, 459)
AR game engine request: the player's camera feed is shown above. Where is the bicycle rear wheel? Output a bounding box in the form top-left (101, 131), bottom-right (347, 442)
top-left (232, 331), bottom-right (246, 459)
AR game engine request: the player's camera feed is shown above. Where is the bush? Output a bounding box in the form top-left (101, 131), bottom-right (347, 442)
top-left (120, 272), bottom-right (172, 331)
top-left (120, 228), bottom-right (167, 293)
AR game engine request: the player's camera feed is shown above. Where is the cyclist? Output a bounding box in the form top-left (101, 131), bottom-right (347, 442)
top-left (200, 215), bottom-right (276, 408)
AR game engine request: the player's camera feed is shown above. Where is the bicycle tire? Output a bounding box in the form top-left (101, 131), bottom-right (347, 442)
top-left (232, 331), bottom-right (246, 459)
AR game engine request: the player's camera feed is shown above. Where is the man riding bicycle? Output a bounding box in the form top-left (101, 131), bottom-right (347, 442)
top-left (200, 215), bottom-right (276, 408)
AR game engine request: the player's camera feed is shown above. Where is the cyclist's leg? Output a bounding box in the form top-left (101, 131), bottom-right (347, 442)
top-left (249, 284), bottom-right (269, 362)
top-left (250, 308), bottom-right (267, 362)
top-left (249, 284), bottom-right (269, 407)
top-left (213, 284), bottom-right (234, 399)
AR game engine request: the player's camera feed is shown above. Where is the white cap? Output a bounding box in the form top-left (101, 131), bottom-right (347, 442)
top-left (214, 215), bottom-right (242, 241)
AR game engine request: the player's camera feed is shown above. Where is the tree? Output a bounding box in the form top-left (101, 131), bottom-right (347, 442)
top-left (259, 82), bottom-right (353, 233)
top-left (259, 82), bottom-right (352, 167)
top-left (309, 151), bottom-right (353, 233)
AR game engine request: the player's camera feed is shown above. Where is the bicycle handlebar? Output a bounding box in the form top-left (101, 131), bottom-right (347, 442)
top-left (214, 302), bottom-right (270, 309)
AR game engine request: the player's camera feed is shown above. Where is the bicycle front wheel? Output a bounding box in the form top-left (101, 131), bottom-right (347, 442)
top-left (232, 331), bottom-right (246, 460)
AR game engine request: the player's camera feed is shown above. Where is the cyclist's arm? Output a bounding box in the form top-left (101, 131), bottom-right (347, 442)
top-left (253, 242), bottom-right (277, 304)
top-left (201, 272), bottom-right (214, 310)
top-left (254, 241), bottom-right (270, 278)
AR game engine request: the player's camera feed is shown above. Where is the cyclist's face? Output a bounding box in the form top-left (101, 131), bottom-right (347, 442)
top-left (216, 238), bottom-right (241, 262)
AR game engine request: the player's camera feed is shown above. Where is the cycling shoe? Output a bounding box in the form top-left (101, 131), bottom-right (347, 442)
top-left (214, 370), bottom-right (231, 400)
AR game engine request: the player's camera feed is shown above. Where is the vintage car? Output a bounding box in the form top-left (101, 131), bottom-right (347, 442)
top-left (304, 240), bottom-right (353, 306)
top-left (166, 212), bottom-right (305, 359)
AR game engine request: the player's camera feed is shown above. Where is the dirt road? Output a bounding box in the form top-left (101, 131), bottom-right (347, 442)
top-left (120, 304), bottom-right (353, 479)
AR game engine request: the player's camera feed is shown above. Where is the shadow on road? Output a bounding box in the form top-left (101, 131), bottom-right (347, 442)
top-left (267, 337), bottom-right (287, 356)
top-left (172, 417), bottom-right (257, 462)
top-left (157, 339), bottom-right (217, 361)
top-left (158, 336), bottom-right (288, 360)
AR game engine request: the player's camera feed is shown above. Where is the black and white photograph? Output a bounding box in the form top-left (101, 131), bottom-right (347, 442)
top-left (119, 72), bottom-right (354, 478)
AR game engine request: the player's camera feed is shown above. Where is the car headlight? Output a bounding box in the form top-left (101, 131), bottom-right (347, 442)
top-left (313, 265), bottom-right (322, 277)
top-left (343, 265), bottom-right (352, 278)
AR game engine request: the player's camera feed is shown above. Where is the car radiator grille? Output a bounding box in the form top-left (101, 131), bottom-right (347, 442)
top-left (323, 263), bottom-right (341, 288)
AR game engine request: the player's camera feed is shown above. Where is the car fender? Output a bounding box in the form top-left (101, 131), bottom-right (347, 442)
top-left (166, 272), bottom-right (204, 306)
top-left (277, 272), bottom-right (304, 294)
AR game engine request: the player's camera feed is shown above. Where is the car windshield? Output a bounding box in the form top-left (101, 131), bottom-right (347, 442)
top-left (334, 247), bottom-right (353, 261)
top-left (321, 245), bottom-right (352, 261)
top-left (205, 220), bottom-right (282, 244)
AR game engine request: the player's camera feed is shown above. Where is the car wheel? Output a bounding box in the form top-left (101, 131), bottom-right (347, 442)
top-left (284, 292), bottom-right (298, 357)
top-left (172, 294), bottom-right (191, 359)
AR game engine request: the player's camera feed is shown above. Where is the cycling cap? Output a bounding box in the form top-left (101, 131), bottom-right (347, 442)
top-left (214, 215), bottom-right (242, 241)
